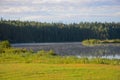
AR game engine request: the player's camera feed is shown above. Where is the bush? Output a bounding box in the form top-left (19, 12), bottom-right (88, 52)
top-left (36, 50), bottom-right (56, 56)
top-left (82, 39), bottom-right (101, 46)
top-left (47, 50), bottom-right (56, 56)
top-left (0, 40), bottom-right (11, 48)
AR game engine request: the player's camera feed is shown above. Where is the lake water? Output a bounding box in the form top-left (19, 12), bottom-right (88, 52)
top-left (12, 42), bottom-right (120, 59)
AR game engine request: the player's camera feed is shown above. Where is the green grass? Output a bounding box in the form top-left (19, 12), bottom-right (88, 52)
top-left (0, 40), bottom-right (120, 65)
top-left (0, 63), bottom-right (120, 80)
top-left (82, 39), bottom-right (120, 46)
top-left (0, 49), bottom-right (120, 65)
top-left (0, 52), bottom-right (120, 65)
top-left (0, 41), bottom-right (120, 80)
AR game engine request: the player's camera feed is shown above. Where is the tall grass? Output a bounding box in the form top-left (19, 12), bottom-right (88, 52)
top-left (0, 48), bottom-right (120, 65)
top-left (0, 41), bottom-right (120, 80)
top-left (0, 40), bottom-right (120, 65)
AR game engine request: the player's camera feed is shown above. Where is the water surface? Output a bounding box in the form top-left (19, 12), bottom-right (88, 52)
top-left (12, 42), bottom-right (120, 59)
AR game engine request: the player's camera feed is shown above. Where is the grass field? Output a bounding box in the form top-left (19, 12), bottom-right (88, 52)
top-left (0, 63), bottom-right (120, 80)
top-left (0, 41), bottom-right (120, 80)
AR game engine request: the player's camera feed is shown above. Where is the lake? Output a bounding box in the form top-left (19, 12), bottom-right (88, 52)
top-left (12, 42), bottom-right (120, 59)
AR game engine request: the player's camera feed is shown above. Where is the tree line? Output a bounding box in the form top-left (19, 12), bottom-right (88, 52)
top-left (0, 19), bottom-right (120, 43)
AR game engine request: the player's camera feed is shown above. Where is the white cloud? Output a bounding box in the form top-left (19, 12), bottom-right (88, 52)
top-left (1, 0), bottom-right (30, 3)
top-left (0, 6), bottom-right (37, 13)
top-left (32, 0), bottom-right (111, 4)
top-left (113, 12), bottom-right (120, 16)
top-left (0, 0), bottom-right (120, 22)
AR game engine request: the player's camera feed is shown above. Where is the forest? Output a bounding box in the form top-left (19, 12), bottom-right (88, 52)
top-left (0, 19), bottom-right (120, 43)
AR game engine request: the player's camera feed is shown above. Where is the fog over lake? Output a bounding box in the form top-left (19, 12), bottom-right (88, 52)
top-left (12, 42), bottom-right (120, 59)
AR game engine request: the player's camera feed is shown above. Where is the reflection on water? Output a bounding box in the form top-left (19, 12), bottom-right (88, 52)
top-left (12, 42), bottom-right (120, 59)
top-left (76, 54), bottom-right (120, 59)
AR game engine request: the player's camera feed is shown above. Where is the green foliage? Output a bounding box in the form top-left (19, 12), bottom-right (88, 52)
top-left (0, 47), bottom-right (120, 65)
top-left (47, 50), bottom-right (56, 56)
top-left (36, 50), bottom-right (56, 56)
top-left (82, 39), bottom-right (101, 46)
top-left (2, 48), bottom-right (27, 54)
top-left (0, 19), bottom-right (120, 43)
top-left (0, 40), bottom-right (11, 48)
top-left (82, 39), bottom-right (120, 46)
top-left (0, 41), bottom-right (119, 65)
top-left (101, 39), bottom-right (120, 43)
top-left (36, 50), bottom-right (46, 56)
top-left (0, 48), bottom-right (3, 53)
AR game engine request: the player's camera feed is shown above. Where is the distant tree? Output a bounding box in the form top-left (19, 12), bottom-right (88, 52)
top-left (0, 19), bottom-right (120, 43)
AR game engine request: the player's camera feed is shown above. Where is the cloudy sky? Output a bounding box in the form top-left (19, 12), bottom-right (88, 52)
top-left (0, 0), bottom-right (120, 23)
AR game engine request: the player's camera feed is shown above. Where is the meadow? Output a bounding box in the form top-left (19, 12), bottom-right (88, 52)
top-left (0, 63), bottom-right (120, 80)
top-left (0, 41), bottom-right (120, 80)
top-left (0, 49), bottom-right (120, 80)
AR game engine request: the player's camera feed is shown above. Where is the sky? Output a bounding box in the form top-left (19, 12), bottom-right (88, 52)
top-left (0, 0), bottom-right (120, 23)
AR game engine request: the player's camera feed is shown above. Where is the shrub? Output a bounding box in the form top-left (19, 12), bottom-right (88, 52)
top-left (36, 50), bottom-right (46, 56)
top-left (82, 39), bottom-right (101, 46)
top-left (47, 50), bottom-right (56, 56)
top-left (0, 40), bottom-right (11, 48)
top-left (36, 50), bottom-right (56, 56)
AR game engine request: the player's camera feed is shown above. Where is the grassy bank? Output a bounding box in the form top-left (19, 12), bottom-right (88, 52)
top-left (0, 41), bottom-right (120, 80)
top-left (0, 50), bottom-right (120, 65)
top-left (0, 40), bottom-right (120, 65)
top-left (0, 63), bottom-right (120, 80)
top-left (82, 39), bottom-right (120, 46)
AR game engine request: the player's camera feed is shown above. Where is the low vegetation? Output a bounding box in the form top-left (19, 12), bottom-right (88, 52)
top-left (0, 40), bottom-right (120, 80)
top-left (82, 39), bottom-right (101, 46)
top-left (0, 40), bottom-right (120, 65)
top-left (82, 39), bottom-right (120, 46)
top-left (0, 51), bottom-right (120, 65)
top-left (101, 39), bottom-right (120, 43)
top-left (0, 40), bottom-right (11, 48)
top-left (0, 64), bottom-right (120, 80)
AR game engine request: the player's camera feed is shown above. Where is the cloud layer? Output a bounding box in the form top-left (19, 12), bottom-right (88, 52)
top-left (0, 0), bottom-right (120, 23)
